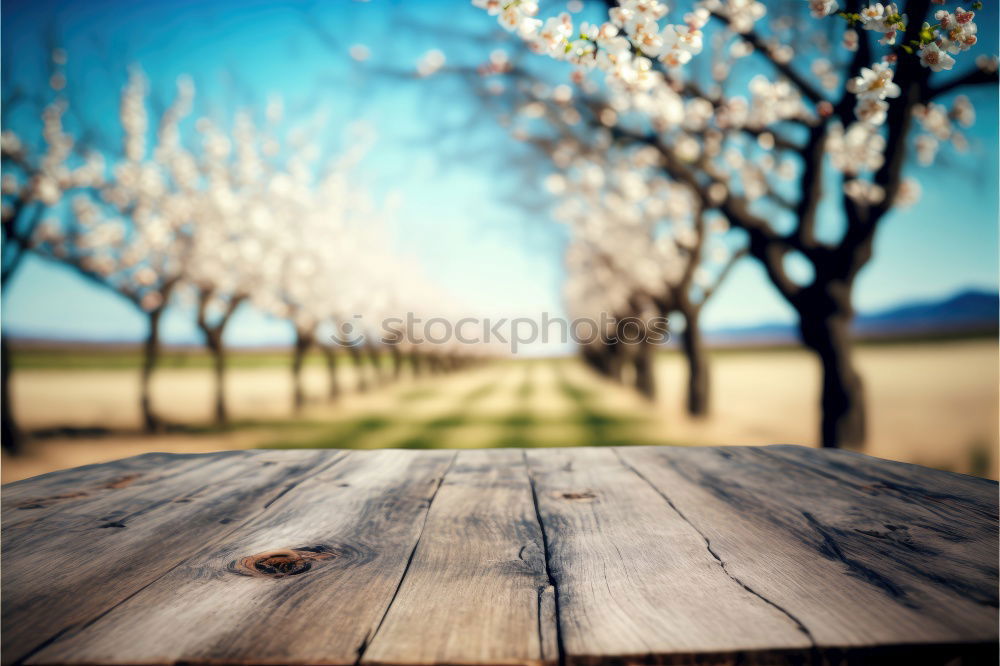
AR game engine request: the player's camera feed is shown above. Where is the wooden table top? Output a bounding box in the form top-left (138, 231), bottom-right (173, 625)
top-left (2, 446), bottom-right (997, 665)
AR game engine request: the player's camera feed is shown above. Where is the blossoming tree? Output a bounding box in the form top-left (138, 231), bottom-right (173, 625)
top-left (545, 133), bottom-right (745, 411)
top-left (32, 68), bottom-right (198, 431)
top-left (472, 0), bottom-right (996, 447)
top-left (0, 49), bottom-right (104, 452)
top-left (183, 110), bottom-right (279, 425)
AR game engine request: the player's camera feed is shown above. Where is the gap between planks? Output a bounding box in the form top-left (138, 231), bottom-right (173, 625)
top-left (353, 451), bottom-right (458, 664)
top-left (524, 449), bottom-right (565, 666)
top-left (357, 449), bottom-right (562, 666)
top-left (22, 449), bottom-right (456, 665)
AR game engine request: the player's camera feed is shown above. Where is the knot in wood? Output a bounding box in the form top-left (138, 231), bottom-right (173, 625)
top-left (229, 545), bottom-right (337, 579)
top-left (253, 550), bottom-right (311, 576)
top-left (557, 491), bottom-right (596, 501)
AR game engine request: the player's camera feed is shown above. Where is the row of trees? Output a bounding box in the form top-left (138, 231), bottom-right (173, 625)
top-left (548, 133), bottom-right (742, 414)
top-left (467, 0), bottom-right (996, 447)
top-left (1, 56), bottom-right (481, 453)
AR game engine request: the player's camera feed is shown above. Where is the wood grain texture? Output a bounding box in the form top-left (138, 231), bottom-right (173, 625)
top-left (2, 445), bottom-right (996, 666)
top-left (615, 445), bottom-right (999, 663)
top-left (361, 449), bottom-right (556, 666)
top-left (524, 447), bottom-right (814, 665)
top-left (2, 451), bottom-right (201, 526)
top-left (27, 449), bottom-right (455, 665)
top-left (3, 449), bottom-right (339, 664)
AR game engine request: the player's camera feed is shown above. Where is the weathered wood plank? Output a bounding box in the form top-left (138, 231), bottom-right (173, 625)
top-left (2, 451), bottom-right (312, 553)
top-left (2, 450), bottom-right (188, 497)
top-left (524, 447), bottom-right (813, 665)
top-left (766, 444), bottom-right (998, 517)
top-left (28, 449), bottom-right (455, 665)
top-left (4, 446), bottom-right (996, 666)
top-left (1, 451), bottom-right (207, 523)
top-left (361, 449), bottom-right (556, 666)
top-left (616, 445), bottom-right (998, 661)
top-left (1, 451), bottom-right (247, 536)
top-left (2, 449), bottom-right (340, 664)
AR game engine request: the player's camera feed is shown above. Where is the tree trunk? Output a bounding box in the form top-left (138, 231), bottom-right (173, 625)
top-left (632, 340), bottom-right (656, 400)
top-left (291, 330), bottom-right (313, 411)
top-left (348, 345), bottom-right (368, 392)
top-left (798, 295), bottom-right (866, 448)
top-left (141, 308), bottom-right (164, 432)
top-left (410, 351), bottom-right (423, 377)
top-left (617, 307), bottom-right (657, 400)
top-left (321, 346), bottom-right (340, 400)
top-left (580, 345), bottom-right (603, 375)
top-left (209, 338), bottom-right (227, 425)
top-left (581, 341), bottom-right (623, 381)
top-left (604, 341), bottom-right (624, 382)
top-left (427, 353), bottom-right (441, 375)
top-left (195, 291), bottom-right (244, 427)
top-left (680, 308), bottom-right (710, 417)
top-left (390, 344), bottom-right (404, 380)
top-left (366, 344), bottom-right (383, 386)
top-left (1, 332), bottom-right (22, 454)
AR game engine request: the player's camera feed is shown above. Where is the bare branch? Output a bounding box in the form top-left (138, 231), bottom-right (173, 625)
top-left (709, 11), bottom-right (829, 106)
top-left (928, 66), bottom-right (999, 100)
top-left (699, 245), bottom-right (749, 304)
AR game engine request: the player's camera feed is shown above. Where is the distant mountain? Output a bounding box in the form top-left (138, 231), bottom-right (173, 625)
top-left (854, 289), bottom-right (999, 336)
top-left (705, 289), bottom-right (998, 347)
top-left (8, 289), bottom-right (998, 351)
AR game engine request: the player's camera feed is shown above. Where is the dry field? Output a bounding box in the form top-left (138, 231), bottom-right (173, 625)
top-left (651, 340), bottom-right (998, 478)
top-left (3, 339), bottom-right (996, 483)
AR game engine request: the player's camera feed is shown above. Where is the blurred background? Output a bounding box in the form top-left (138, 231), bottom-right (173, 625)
top-left (2, 0), bottom-right (997, 483)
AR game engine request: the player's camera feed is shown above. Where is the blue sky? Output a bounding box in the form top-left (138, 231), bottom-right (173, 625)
top-left (2, 0), bottom-right (997, 349)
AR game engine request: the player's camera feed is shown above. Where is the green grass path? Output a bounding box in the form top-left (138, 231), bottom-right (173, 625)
top-left (263, 359), bottom-right (674, 450)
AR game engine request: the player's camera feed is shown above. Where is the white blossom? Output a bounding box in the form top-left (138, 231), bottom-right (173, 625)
top-left (808, 0), bottom-right (839, 19)
top-left (893, 178), bottom-right (921, 207)
top-left (847, 63), bottom-right (901, 101)
top-left (703, 0), bottom-right (767, 34)
top-left (826, 122), bottom-right (886, 174)
top-left (855, 97), bottom-right (889, 125)
top-left (842, 29), bottom-right (859, 51)
top-left (843, 178), bottom-right (885, 205)
top-left (935, 7), bottom-right (978, 54)
top-left (918, 42), bottom-right (956, 72)
top-left (416, 49), bottom-right (446, 77)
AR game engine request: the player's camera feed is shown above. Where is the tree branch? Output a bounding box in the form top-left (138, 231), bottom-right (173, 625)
top-left (709, 11), bottom-right (829, 106)
top-left (699, 245), bottom-right (749, 304)
top-left (677, 206), bottom-right (707, 301)
top-left (833, 0), bottom-right (872, 125)
top-left (927, 66), bottom-right (999, 100)
top-left (794, 123), bottom-right (828, 251)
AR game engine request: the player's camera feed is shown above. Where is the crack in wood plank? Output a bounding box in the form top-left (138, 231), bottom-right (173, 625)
top-left (525, 450), bottom-right (566, 666)
top-left (354, 451), bottom-right (458, 665)
top-left (616, 445), bottom-right (998, 653)
top-left (613, 448), bottom-right (818, 648)
top-left (358, 449), bottom-right (556, 666)
top-left (526, 447), bottom-right (815, 663)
